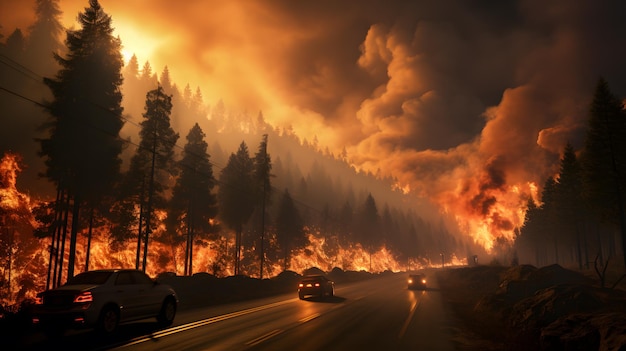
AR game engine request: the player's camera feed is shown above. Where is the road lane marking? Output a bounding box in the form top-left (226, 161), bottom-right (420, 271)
top-left (398, 300), bottom-right (419, 339)
top-left (298, 313), bottom-right (320, 323)
top-left (245, 329), bottom-right (283, 346)
top-left (117, 298), bottom-right (299, 348)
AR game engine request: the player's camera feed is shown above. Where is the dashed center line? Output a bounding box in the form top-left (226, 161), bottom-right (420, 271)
top-left (299, 313), bottom-right (320, 323)
top-left (245, 329), bottom-right (284, 346)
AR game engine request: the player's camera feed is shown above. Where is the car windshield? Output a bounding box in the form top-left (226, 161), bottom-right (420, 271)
top-left (66, 271), bottom-right (113, 285)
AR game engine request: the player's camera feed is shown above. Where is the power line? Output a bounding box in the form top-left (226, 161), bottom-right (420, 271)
top-left (0, 54), bottom-right (325, 216)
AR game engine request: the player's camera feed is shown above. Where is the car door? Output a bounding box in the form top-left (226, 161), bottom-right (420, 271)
top-left (114, 271), bottom-right (143, 321)
top-left (130, 271), bottom-right (162, 318)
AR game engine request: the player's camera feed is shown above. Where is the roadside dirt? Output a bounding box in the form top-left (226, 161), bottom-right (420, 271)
top-left (435, 264), bottom-right (626, 351)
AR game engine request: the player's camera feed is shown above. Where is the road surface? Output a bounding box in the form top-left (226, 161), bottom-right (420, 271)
top-left (20, 272), bottom-right (459, 350)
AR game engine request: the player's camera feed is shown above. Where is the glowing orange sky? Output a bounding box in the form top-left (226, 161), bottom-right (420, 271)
top-left (2, 0), bottom-right (626, 250)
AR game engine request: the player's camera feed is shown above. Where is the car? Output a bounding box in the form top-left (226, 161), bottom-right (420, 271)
top-left (298, 275), bottom-right (334, 299)
top-left (407, 274), bottom-right (427, 290)
top-left (32, 269), bottom-right (178, 336)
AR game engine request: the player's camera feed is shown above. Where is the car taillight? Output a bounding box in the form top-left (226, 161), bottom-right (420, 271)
top-left (298, 283), bottom-right (304, 288)
top-left (408, 279), bottom-right (413, 284)
top-left (74, 292), bottom-right (93, 303)
top-left (422, 279), bottom-right (427, 284)
top-left (314, 283), bottom-right (320, 287)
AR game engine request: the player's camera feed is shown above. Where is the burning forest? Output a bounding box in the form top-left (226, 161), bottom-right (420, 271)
top-left (2, 0), bottom-right (626, 314)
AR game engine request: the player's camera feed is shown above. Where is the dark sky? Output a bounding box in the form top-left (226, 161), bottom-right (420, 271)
top-left (2, 0), bottom-right (626, 249)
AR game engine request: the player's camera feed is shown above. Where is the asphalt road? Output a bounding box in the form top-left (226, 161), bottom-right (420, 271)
top-left (19, 272), bottom-right (459, 351)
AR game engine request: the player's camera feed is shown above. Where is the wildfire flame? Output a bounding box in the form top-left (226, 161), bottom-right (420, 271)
top-left (0, 153), bottom-right (27, 210)
top-left (0, 150), bottom-right (470, 308)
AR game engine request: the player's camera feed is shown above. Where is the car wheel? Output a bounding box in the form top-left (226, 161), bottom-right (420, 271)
top-left (157, 297), bottom-right (177, 326)
top-left (97, 306), bottom-right (119, 334)
top-left (329, 286), bottom-right (334, 297)
top-left (298, 292), bottom-right (304, 300)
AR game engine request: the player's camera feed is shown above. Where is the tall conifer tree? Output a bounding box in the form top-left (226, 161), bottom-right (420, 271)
top-left (218, 142), bottom-right (255, 275)
top-left (168, 123), bottom-right (217, 275)
top-left (40, 0), bottom-right (124, 280)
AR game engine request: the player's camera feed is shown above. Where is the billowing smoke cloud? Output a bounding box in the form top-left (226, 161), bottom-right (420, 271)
top-left (2, 0), bottom-right (626, 249)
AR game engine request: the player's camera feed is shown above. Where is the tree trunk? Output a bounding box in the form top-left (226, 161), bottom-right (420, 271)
top-left (56, 193), bottom-right (71, 287)
top-left (47, 188), bottom-right (62, 290)
top-left (67, 195), bottom-right (81, 279)
top-left (85, 207), bottom-right (94, 272)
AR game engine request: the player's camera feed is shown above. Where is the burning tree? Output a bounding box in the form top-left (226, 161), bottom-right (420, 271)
top-left (38, 0), bottom-right (125, 283)
top-left (167, 123), bottom-right (218, 275)
top-left (218, 142), bottom-right (256, 275)
top-left (275, 189), bottom-right (306, 271)
top-left (122, 85), bottom-right (179, 272)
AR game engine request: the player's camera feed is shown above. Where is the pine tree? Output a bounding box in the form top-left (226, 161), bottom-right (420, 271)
top-left (517, 197), bottom-right (543, 265)
top-left (168, 123), bottom-right (217, 275)
top-left (275, 189), bottom-right (306, 271)
top-left (124, 85), bottom-right (179, 271)
top-left (539, 177), bottom-right (559, 264)
top-left (357, 193), bottom-right (381, 271)
top-left (218, 142), bottom-right (256, 275)
top-left (580, 78), bottom-right (626, 268)
top-left (39, 0), bottom-right (124, 281)
top-left (554, 143), bottom-right (585, 268)
top-left (25, 0), bottom-right (64, 76)
top-left (254, 134), bottom-right (272, 278)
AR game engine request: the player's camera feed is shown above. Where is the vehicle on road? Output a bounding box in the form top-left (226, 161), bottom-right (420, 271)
top-left (32, 269), bottom-right (178, 336)
top-left (298, 275), bottom-right (334, 299)
top-left (407, 274), bottom-right (427, 290)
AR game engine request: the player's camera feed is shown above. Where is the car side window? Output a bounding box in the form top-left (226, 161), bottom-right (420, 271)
top-left (131, 271), bottom-right (154, 285)
top-left (115, 272), bottom-right (133, 285)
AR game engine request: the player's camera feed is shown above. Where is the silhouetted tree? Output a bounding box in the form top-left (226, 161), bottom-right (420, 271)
top-left (554, 143), bottom-right (585, 268)
top-left (539, 177), bottom-right (559, 264)
top-left (275, 189), bottom-right (306, 271)
top-left (168, 123), bottom-right (217, 275)
top-left (39, 0), bottom-right (124, 280)
top-left (356, 193), bottom-right (381, 271)
top-left (254, 134), bottom-right (272, 278)
top-left (25, 0), bottom-right (64, 76)
top-left (517, 197), bottom-right (543, 265)
top-left (123, 85), bottom-right (178, 271)
top-left (218, 142), bottom-right (256, 275)
top-left (580, 78), bottom-right (626, 268)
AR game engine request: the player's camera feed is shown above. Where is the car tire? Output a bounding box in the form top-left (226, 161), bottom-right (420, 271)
top-left (298, 292), bottom-right (304, 300)
top-left (329, 286), bottom-right (334, 297)
top-left (157, 297), bottom-right (177, 326)
top-left (97, 306), bottom-right (119, 335)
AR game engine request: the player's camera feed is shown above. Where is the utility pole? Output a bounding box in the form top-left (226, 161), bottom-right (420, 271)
top-left (259, 134), bottom-right (268, 280)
